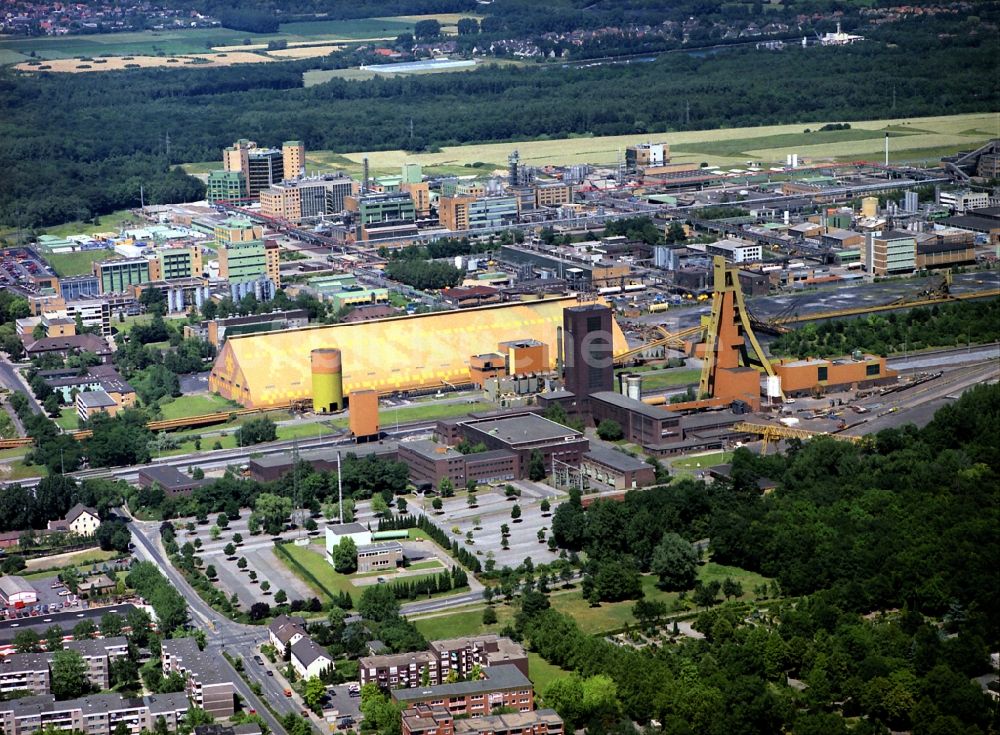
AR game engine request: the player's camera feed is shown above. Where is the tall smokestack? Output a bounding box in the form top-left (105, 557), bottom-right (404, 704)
top-left (884, 133), bottom-right (889, 167)
top-left (362, 157), bottom-right (369, 194)
top-left (556, 326), bottom-right (564, 377)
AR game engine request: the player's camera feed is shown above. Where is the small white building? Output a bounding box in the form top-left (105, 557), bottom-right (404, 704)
top-left (0, 576), bottom-right (37, 607)
top-left (706, 237), bottom-right (763, 264)
top-left (325, 522), bottom-right (372, 560)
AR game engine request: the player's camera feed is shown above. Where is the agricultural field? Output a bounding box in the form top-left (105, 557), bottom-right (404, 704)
top-left (325, 112), bottom-right (998, 174)
top-left (1, 14), bottom-right (474, 71)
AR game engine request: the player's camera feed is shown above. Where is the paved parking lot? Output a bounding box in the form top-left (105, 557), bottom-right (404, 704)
top-left (414, 484), bottom-right (565, 569)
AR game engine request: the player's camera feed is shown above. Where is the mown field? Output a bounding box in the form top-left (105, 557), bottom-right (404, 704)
top-left (0, 14), bottom-right (471, 65)
top-left (300, 112), bottom-right (998, 174)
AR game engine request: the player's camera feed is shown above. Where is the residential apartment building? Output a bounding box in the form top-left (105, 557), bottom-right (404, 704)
top-left (361, 636), bottom-right (528, 691)
top-left (92, 259), bottom-right (150, 294)
top-left (0, 638), bottom-right (127, 696)
top-left (0, 654), bottom-right (51, 696)
top-left (0, 693), bottom-right (189, 735)
top-left (390, 666), bottom-right (534, 715)
top-left (160, 638), bottom-right (235, 717)
top-left (864, 230), bottom-right (916, 276)
top-left (402, 705), bottom-right (563, 735)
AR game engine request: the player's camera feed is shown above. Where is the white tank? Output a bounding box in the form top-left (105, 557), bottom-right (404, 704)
top-left (626, 375), bottom-right (642, 401)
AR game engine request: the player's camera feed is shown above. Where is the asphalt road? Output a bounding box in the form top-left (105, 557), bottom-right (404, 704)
top-left (128, 519), bottom-right (295, 735)
top-left (0, 359), bottom-right (42, 415)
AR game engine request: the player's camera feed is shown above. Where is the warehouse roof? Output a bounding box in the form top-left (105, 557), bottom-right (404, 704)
top-left (0, 576), bottom-right (35, 597)
top-left (584, 444), bottom-right (651, 472)
top-left (209, 298), bottom-right (627, 408)
top-left (591, 391), bottom-right (680, 421)
top-left (465, 413), bottom-right (581, 445)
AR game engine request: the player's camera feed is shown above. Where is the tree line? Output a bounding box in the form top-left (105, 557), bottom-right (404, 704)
top-left (2, 10), bottom-right (997, 228)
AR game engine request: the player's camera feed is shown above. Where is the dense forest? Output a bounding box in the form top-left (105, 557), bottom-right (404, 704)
top-left (770, 299), bottom-right (1000, 358)
top-left (533, 384), bottom-right (999, 733)
top-left (1, 10), bottom-right (997, 227)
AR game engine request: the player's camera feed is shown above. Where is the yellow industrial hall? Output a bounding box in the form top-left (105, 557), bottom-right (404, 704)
top-left (208, 297), bottom-right (627, 408)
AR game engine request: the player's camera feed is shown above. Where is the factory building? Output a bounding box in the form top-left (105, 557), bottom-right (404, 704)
top-left (562, 304), bottom-right (614, 411)
top-left (260, 175), bottom-right (354, 222)
top-left (864, 230), bottom-right (916, 276)
top-left (209, 298), bottom-right (626, 408)
top-left (772, 354), bottom-right (897, 396)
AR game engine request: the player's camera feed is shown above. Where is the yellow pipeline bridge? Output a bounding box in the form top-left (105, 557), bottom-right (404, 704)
top-left (614, 325), bottom-right (703, 365)
top-left (733, 421), bottom-right (864, 453)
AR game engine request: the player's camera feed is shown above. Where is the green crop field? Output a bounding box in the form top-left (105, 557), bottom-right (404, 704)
top-left (319, 112), bottom-right (998, 175)
top-left (47, 249), bottom-right (115, 277)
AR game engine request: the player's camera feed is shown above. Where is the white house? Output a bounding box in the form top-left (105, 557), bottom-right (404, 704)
top-left (290, 637), bottom-right (333, 679)
top-left (66, 504), bottom-right (100, 537)
top-left (267, 614), bottom-right (307, 652)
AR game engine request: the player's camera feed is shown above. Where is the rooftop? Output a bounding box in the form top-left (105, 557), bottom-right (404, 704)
top-left (0, 576), bottom-right (36, 596)
top-left (454, 709), bottom-right (563, 735)
top-left (584, 444), bottom-right (652, 472)
top-left (391, 665), bottom-right (532, 702)
top-left (160, 637), bottom-right (232, 686)
top-left (290, 636), bottom-right (331, 667)
top-left (591, 391), bottom-right (680, 421)
top-left (137, 465), bottom-right (209, 490)
top-left (326, 522), bottom-right (369, 535)
top-left (399, 440), bottom-right (463, 461)
top-left (77, 390), bottom-right (116, 409)
top-left (463, 413), bottom-right (582, 445)
top-left (357, 541), bottom-right (404, 554)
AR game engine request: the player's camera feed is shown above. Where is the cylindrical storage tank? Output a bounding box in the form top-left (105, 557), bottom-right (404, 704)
top-left (626, 375), bottom-right (642, 401)
top-left (311, 348), bottom-right (344, 413)
top-left (618, 372), bottom-right (629, 394)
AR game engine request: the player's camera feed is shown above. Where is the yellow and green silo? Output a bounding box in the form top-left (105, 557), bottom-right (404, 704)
top-left (311, 348), bottom-right (343, 413)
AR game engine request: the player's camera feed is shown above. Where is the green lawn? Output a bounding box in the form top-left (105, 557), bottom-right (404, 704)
top-left (411, 605), bottom-right (512, 640)
top-left (158, 394), bottom-right (236, 420)
top-left (636, 368), bottom-right (702, 391)
top-left (56, 407), bottom-right (78, 431)
top-left (41, 208), bottom-right (141, 238)
top-left (671, 450), bottom-right (733, 471)
top-left (276, 542), bottom-right (358, 603)
top-left (0, 459), bottom-right (43, 481)
top-left (529, 653), bottom-right (572, 696)
top-left (406, 560), bottom-right (443, 571)
top-left (549, 564), bottom-right (772, 635)
top-left (47, 250), bottom-right (114, 277)
top-left (332, 400), bottom-right (493, 429)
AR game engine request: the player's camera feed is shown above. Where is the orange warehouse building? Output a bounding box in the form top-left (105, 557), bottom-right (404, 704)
top-left (773, 354), bottom-right (897, 396)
